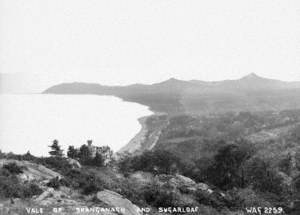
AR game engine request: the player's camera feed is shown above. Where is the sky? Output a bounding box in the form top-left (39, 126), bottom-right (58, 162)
top-left (0, 0), bottom-right (300, 93)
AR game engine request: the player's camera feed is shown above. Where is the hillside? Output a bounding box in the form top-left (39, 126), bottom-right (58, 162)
top-left (0, 156), bottom-right (246, 215)
top-left (152, 109), bottom-right (300, 161)
top-left (44, 74), bottom-right (300, 114)
top-left (1, 109), bottom-right (300, 214)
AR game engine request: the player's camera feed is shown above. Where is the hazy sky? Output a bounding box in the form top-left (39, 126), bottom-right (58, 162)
top-left (0, 0), bottom-right (300, 92)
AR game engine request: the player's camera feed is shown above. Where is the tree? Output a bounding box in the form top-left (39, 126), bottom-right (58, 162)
top-left (245, 157), bottom-right (283, 194)
top-left (97, 146), bottom-right (114, 166)
top-left (49, 140), bottom-right (63, 157)
top-left (0, 150), bottom-right (5, 159)
top-left (117, 152), bottom-right (134, 176)
top-left (208, 141), bottom-right (253, 189)
top-left (78, 144), bottom-right (92, 164)
top-left (67, 146), bottom-right (78, 159)
top-left (129, 150), bottom-right (182, 175)
top-left (23, 151), bottom-right (35, 161)
top-left (92, 152), bottom-right (104, 167)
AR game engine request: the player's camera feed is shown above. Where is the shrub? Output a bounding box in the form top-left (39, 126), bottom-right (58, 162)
top-left (207, 142), bottom-right (254, 190)
top-left (0, 175), bottom-right (42, 198)
top-left (235, 188), bottom-right (271, 208)
top-left (46, 177), bottom-right (61, 189)
top-left (143, 188), bottom-right (175, 207)
top-left (82, 182), bottom-right (103, 195)
top-left (0, 175), bottom-right (21, 198)
top-left (3, 162), bottom-right (25, 175)
top-left (23, 183), bottom-right (43, 198)
top-left (48, 140), bottom-right (64, 157)
top-left (0, 168), bottom-right (11, 177)
top-left (21, 151), bottom-right (37, 161)
top-left (141, 183), bottom-right (177, 207)
top-left (37, 157), bottom-right (72, 173)
top-left (115, 178), bottom-right (145, 205)
top-left (91, 152), bottom-right (104, 167)
top-left (117, 153), bottom-right (134, 176)
top-left (195, 190), bottom-right (226, 210)
top-left (119, 150), bottom-right (184, 175)
top-left (64, 169), bottom-right (104, 194)
top-left (245, 157), bottom-right (283, 195)
top-left (67, 146), bottom-right (79, 159)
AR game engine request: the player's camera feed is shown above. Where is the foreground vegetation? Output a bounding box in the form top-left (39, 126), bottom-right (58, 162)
top-left (1, 109), bottom-right (300, 214)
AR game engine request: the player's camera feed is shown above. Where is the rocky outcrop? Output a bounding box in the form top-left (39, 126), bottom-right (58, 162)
top-left (0, 159), bottom-right (61, 182)
top-left (129, 171), bottom-right (154, 188)
top-left (97, 190), bottom-right (141, 215)
top-left (67, 158), bottom-right (82, 169)
top-left (156, 174), bottom-right (213, 195)
top-left (34, 187), bottom-right (79, 206)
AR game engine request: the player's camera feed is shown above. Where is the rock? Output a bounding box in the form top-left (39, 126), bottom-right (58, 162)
top-left (34, 188), bottom-right (55, 202)
top-left (19, 173), bottom-right (34, 181)
top-left (96, 190), bottom-right (141, 215)
top-left (0, 159), bottom-right (61, 182)
top-left (196, 183), bottom-right (213, 194)
top-left (129, 171), bottom-right (154, 187)
top-left (169, 174), bottom-right (196, 192)
top-left (34, 187), bottom-right (79, 206)
top-left (156, 174), bottom-right (174, 182)
top-left (278, 171), bottom-right (292, 188)
top-left (67, 158), bottom-right (82, 169)
top-left (175, 174), bottom-right (197, 186)
top-left (158, 174), bottom-right (213, 195)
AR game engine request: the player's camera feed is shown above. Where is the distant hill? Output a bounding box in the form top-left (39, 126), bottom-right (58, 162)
top-left (44, 73), bottom-right (300, 114)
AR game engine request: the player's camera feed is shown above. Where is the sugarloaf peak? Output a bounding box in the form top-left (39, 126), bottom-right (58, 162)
top-left (240, 73), bottom-right (264, 81)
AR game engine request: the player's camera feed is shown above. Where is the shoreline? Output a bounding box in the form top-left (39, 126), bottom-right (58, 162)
top-left (117, 115), bottom-right (151, 154)
top-left (117, 112), bottom-right (168, 155)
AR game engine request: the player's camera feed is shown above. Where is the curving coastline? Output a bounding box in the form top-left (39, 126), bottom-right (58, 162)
top-left (118, 113), bottom-right (169, 155)
top-left (118, 116), bottom-right (150, 154)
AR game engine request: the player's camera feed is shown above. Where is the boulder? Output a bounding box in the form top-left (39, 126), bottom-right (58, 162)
top-left (34, 188), bottom-right (55, 202)
top-left (170, 174), bottom-right (197, 191)
top-left (129, 171), bottom-right (154, 187)
top-left (196, 183), bottom-right (213, 194)
top-left (34, 188), bottom-right (78, 206)
top-left (175, 174), bottom-right (197, 186)
top-left (157, 174), bottom-right (213, 194)
top-left (96, 190), bottom-right (141, 215)
top-left (67, 158), bottom-right (82, 169)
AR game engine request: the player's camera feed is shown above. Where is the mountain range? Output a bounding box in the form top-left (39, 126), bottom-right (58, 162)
top-left (44, 73), bottom-right (300, 115)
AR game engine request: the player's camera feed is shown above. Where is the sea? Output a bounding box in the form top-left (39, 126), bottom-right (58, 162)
top-left (0, 94), bottom-right (152, 156)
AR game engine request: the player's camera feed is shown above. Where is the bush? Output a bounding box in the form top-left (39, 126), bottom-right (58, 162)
top-left (3, 162), bottom-right (25, 175)
top-left (46, 177), bottom-right (61, 189)
top-left (207, 142), bottom-right (254, 190)
top-left (0, 175), bottom-right (21, 198)
top-left (23, 183), bottom-right (43, 198)
top-left (117, 153), bottom-right (135, 176)
top-left (245, 157), bottom-right (283, 195)
top-left (82, 182), bottom-right (103, 195)
top-left (0, 175), bottom-right (42, 198)
top-left (195, 190), bottom-right (226, 209)
top-left (37, 157), bottom-right (72, 173)
top-left (116, 179), bottom-right (143, 205)
top-left (0, 168), bottom-right (11, 177)
top-left (119, 150), bottom-right (184, 175)
top-left (140, 183), bottom-right (177, 207)
top-left (64, 169), bottom-right (104, 194)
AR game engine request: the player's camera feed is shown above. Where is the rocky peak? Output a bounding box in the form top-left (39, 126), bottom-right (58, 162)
top-left (240, 73), bottom-right (264, 81)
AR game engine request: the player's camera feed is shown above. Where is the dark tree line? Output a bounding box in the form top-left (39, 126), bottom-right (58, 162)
top-left (48, 140), bottom-right (113, 167)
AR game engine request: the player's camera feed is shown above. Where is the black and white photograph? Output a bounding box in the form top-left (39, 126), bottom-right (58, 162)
top-left (0, 0), bottom-right (300, 214)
